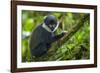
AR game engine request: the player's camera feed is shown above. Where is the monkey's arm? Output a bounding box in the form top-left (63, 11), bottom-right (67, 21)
top-left (48, 32), bottom-right (65, 44)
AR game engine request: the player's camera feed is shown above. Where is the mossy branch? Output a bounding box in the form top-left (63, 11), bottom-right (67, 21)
top-left (53, 14), bottom-right (89, 48)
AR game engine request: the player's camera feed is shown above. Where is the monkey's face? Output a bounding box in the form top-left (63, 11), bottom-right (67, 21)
top-left (44, 15), bottom-right (58, 31)
top-left (48, 23), bottom-right (57, 31)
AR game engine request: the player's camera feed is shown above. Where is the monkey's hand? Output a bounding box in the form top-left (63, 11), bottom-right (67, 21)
top-left (61, 31), bottom-right (68, 36)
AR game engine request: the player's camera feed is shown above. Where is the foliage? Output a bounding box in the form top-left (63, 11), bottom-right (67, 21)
top-left (21, 10), bottom-right (90, 62)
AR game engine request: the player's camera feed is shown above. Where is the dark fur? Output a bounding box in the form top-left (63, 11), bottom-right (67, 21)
top-left (29, 24), bottom-right (64, 57)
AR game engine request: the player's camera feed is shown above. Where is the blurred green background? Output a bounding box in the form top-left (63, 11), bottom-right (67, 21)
top-left (21, 10), bottom-right (90, 62)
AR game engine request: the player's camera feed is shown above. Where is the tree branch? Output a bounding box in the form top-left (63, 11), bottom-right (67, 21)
top-left (53, 14), bottom-right (89, 48)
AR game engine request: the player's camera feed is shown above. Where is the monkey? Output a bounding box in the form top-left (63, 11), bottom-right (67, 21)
top-left (29, 15), bottom-right (66, 57)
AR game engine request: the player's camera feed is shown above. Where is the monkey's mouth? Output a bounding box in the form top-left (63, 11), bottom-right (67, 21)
top-left (48, 24), bottom-right (56, 31)
top-left (48, 22), bottom-right (59, 32)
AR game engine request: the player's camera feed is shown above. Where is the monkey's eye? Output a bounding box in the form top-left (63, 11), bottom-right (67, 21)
top-left (49, 24), bottom-right (56, 28)
top-left (53, 25), bottom-right (56, 28)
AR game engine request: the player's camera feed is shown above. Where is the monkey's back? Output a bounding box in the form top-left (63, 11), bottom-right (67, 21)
top-left (29, 25), bottom-right (52, 56)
